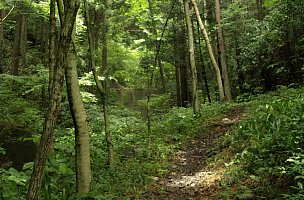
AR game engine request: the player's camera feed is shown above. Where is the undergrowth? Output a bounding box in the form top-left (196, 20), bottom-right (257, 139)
top-left (0, 88), bottom-right (231, 199)
top-left (215, 86), bottom-right (304, 199)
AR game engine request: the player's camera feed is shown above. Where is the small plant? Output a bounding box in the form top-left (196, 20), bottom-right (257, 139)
top-left (219, 86), bottom-right (304, 199)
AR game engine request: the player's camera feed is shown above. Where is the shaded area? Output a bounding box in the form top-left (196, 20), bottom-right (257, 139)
top-left (146, 106), bottom-right (245, 199)
top-left (0, 124), bottom-right (37, 170)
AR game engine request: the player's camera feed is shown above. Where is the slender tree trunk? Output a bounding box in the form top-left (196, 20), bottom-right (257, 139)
top-left (147, 0), bottom-right (167, 91)
top-left (180, 29), bottom-right (190, 107)
top-left (173, 24), bottom-right (182, 106)
top-left (83, 0), bottom-right (104, 94)
top-left (197, 20), bottom-right (211, 103)
top-left (0, 10), bottom-right (4, 73)
top-left (58, 0), bottom-right (93, 192)
top-left (49, 0), bottom-right (56, 100)
top-left (234, 31), bottom-right (244, 94)
top-left (40, 19), bottom-right (48, 65)
top-left (66, 31), bottom-right (92, 193)
top-left (256, 0), bottom-right (263, 20)
top-left (11, 13), bottom-right (21, 75)
top-left (11, 9), bottom-right (27, 75)
top-left (155, 0), bottom-right (177, 93)
top-left (101, 0), bottom-right (113, 168)
top-left (26, 1), bottom-right (80, 199)
top-left (215, 0), bottom-right (232, 101)
top-left (84, 0), bottom-right (113, 168)
top-left (191, 0), bottom-right (225, 101)
top-left (47, 0), bottom-right (56, 152)
top-left (184, 0), bottom-right (200, 114)
top-left (20, 12), bottom-right (27, 68)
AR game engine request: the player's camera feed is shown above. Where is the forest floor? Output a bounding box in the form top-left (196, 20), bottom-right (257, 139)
top-left (145, 106), bottom-right (245, 200)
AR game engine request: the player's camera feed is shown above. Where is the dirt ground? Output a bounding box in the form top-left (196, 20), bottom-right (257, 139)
top-left (145, 106), bottom-right (245, 200)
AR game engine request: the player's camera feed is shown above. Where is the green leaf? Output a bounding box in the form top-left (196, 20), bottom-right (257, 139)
top-left (59, 163), bottom-right (67, 174)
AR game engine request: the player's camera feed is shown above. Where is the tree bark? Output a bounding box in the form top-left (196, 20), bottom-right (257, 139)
top-left (58, 0), bottom-right (93, 192)
top-left (83, 0), bottom-right (113, 168)
top-left (147, 0), bottom-right (167, 91)
top-left (11, 12), bottom-right (21, 75)
top-left (197, 20), bottom-right (211, 103)
top-left (0, 10), bottom-right (4, 73)
top-left (101, 0), bottom-right (113, 168)
top-left (183, 0), bottom-right (200, 114)
top-left (173, 25), bottom-right (182, 106)
top-left (215, 0), bottom-right (232, 101)
top-left (11, 8), bottom-right (27, 75)
top-left (20, 11), bottom-right (27, 68)
top-left (66, 31), bottom-right (92, 193)
top-left (49, 0), bottom-right (56, 100)
top-left (191, 0), bottom-right (225, 101)
top-left (26, 1), bottom-right (80, 199)
top-left (179, 28), bottom-right (190, 107)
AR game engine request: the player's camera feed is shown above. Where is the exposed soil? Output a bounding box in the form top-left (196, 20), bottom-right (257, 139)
top-left (145, 106), bottom-right (245, 200)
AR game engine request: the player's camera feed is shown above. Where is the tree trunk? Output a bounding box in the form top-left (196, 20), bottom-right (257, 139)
top-left (173, 25), bottom-right (182, 106)
top-left (11, 8), bottom-right (27, 75)
top-left (84, 0), bottom-right (113, 168)
top-left (197, 20), bottom-right (211, 103)
top-left (26, 1), bottom-right (80, 199)
top-left (215, 0), bottom-right (232, 101)
top-left (184, 0), bottom-right (200, 114)
top-left (58, 0), bottom-right (92, 192)
top-left (49, 0), bottom-right (56, 100)
top-left (147, 0), bottom-right (167, 91)
top-left (102, 0), bottom-right (113, 168)
top-left (11, 13), bottom-right (21, 75)
top-left (0, 10), bottom-right (4, 73)
top-left (180, 29), bottom-right (190, 107)
top-left (65, 31), bottom-right (92, 193)
top-left (191, 0), bottom-right (225, 101)
top-left (20, 12), bottom-right (27, 68)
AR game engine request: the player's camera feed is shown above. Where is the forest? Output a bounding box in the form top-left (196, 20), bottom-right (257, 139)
top-left (0, 0), bottom-right (303, 199)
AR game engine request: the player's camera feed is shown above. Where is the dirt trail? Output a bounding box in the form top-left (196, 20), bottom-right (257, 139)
top-left (146, 106), bottom-right (245, 200)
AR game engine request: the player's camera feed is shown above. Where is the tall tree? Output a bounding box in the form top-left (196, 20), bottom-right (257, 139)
top-left (191, 0), bottom-right (225, 101)
top-left (215, 0), bottom-right (232, 101)
top-left (83, 0), bottom-right (113, 168)
top-left (173, 6), bottom-right (190, 107)
top-left (48, 0), bottom-right (56, 99)
top-left (196, 20), bottom-right (211, 103)
top-left (147, 0), bottom-right (167, 92)
top-left (26, 1), bottom-right (80, 199)
top-left (101, 0), bottom-right (113, 168)
top-left (11, 13), bottom-right (20, 75)
top-left (0, 9), bottom-right (4, 73)
top-left (57, 0), bottom-right (92, 192)
top-left (65, 29), bottom-right (92, 193)
top-left (183, 0), bottom-right (200, 113)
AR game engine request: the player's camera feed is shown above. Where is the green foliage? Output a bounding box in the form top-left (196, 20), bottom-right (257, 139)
top-left (220, 86), bottom-right (304, 199)
top-left (0, 166), bottom-right (31, 199)
top-left (282, 153), bottom-right (304, 199)
top-left (0, 73), bottom-right (45, 130)
top-left (222, 0), bottom-right (304, 94)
